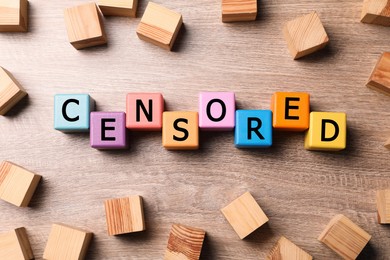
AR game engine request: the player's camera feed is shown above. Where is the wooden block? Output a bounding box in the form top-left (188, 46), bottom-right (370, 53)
top-left (267, 236), bottom-right (312, 260)
top-left (0, 0), bottom-right (28, 32)
top-left (90, 112), bottom-right (128, 149)
top-left (199, 92), bottom-right (235, 130)
top-left (98, 0), bottom-right (138, 17)
top-left (235, 110), bottom-right (273, 148)
top-left (104, 196), bottom-right (145, 235)
top-left (64, 3), bottom-right (107, 50)
top-left (164, 224), bottom-right (205, 260)
top-left (0, 227), bottom-right (33, 260)
top-left (0, 161), bottom-right (41, 207)
top-left (54, 94), bottom-right (95, 132)
top-left (43, 223), bottom-right (93, 260)
top-left (271, 92), bottom-right (310, 131)
top-left (162, 111), bottom-right (199, 150)
top-left (126, 93), bottom-right (164, 130)
top-left (136, 2), bottom-right (183, 51)
top-left (304, 112), bottom-right (347, 151)
top-left (221, 0), bottom-right (257, 23)
top-left (361, 0), bottom-right (390, 26)
top-left (283, 12), bottom-right (329, 59)
top-left (377, 189), bottom-right (390, 224)
top-left (385, 137), bottom-right (390, 149)
top-left (221, 191), bottom-right (269, 239)
top-left (0, 67), bottom-right (27, 115)
top-left (366, 52), bottom-right (390, 96)
top-left (318, 214), bottom-right (371, 260)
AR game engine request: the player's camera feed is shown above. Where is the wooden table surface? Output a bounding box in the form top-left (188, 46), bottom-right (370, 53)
top-left (1, 0), bottom-right (390, 259)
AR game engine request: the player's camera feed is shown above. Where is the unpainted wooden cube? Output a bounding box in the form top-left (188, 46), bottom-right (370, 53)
top-left (43, 223), bottom-right (93, 260)
top-left (0, 161), bottom-right (41, 207)
top-left (283, 12), bottom-right (329, 59)
top-left (221, 0), bottom-right (257, 22)
top-left (221, 191), bottom-right (269, 239)
top-left (136, 2), bottom-right (183, 51)
top-left (267, 236), bottom-right (312, 260)
top-left (0, 0), bottom-right (28, 32)
top-left (366, 52), bottom-right (390, 96)
top-left (0, 67), bottom-right (27, 115)
top-left (0, 227), bottom-right (33, 260)
top-left (64, 2), bottom-right (107, 50)
top-left (385, 138), bottom-right (390, 149)
top-left (361, 0), bottom-right (390, 26)
top-left (377, 189), bottom-right (390, 224)
top-left (104, 195), bottom-right (145, 235)
top-left (318, 214), bottom-right (371, 260)
top-left (98, 0), bottom-right (138, 17)
top-left (164, 224), bottom-right (206, 260)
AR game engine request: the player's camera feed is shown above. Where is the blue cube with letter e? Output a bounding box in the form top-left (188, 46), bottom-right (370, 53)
top-left (235, 110), bottom-right (273, 148)
top-left (54, 94), bottom-right (95, 132)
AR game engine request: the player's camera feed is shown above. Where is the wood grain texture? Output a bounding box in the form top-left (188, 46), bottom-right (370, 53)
top-left (318, 214), bottom-right (371, 259)
top-left (0, 227), bottom-right (34, 260)
top-left (367, 52), bottom-right (390, 96)
top-left (0, 0), bottom-right (28, 32)
top-left (361, 0), bottom-right (390, 26)
top-left (376, 189), bottom-right (390, 224)
top-left (43, 223), bottom-right (93, 260)
top-left (64, 2), bottom-right (107, 50)
top-left (221, 0), bottom-right (257, 23)
top-left (266, 236), bottom-right (312, 260)
top-left (283, 12), bottom-right (329, 59)
top-left (0, 0), bottom-right (390, 259)
top-left (0, 161), bottom-right (41, 207)
top-left (165, 224), bottom-right (205, 260)
top-left (0, 67), bottom-right (27, 115)
top-left (98, 0), bottom-right (138, 17)
top-left (136, 2), bottom-right (182, 50)
top-left (104, 196), bottom-right (145, 235)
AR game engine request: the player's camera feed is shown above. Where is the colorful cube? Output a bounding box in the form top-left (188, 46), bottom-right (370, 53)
top-left (318, 214), bottom-right (371, 259)
top-left (0, 161), bottom-right (41, 207)
top-left (283, 12), bottom-right (329, 59)
top-left (0, 227), bottom-right (33, 260)
top-left (162, 111), bottom-right (199, 150)
top-left (54, 94), bottom-right (94, 132)
top-left (366, 52), bottom-right (390, 96)
top-left (126, 93), bottom-right (164, 130)
top-left (0, 0), bottom-right (28, 32)
top-left (90, 112), bottom-right (128, 149)
top-left (361, 0), bottom-right (390, 26)
top-left (104, 196), bottom-right (145, 236)
top-left (98, 0), bottom-right (138, 17)
top-left (235, 110), bottom-right (272, 148)
top-left (43, 223), bottom-right (93, 260)
top-left (377, 189), bottom-right (390, 224)
top-left (136, 2), bottom-right (183, 51)
top-left (267, 236), bottom-right (312, 260)
top-left (221, 191), bottom-right (269, 239)
top-left (304, 112), bottom-right (346, 151)
top-left (199, 92), bottom-right (235, 130)
top-left (271, 92), bottom-right (310, 131)
top-left (164, 224), bottom-right (206, 260)
top-left (221, 0), bottom-right (257, 23)
top-left (0, 67), bottom-right (27, 115)
top-left (64, 3), bottom-right (107, 50)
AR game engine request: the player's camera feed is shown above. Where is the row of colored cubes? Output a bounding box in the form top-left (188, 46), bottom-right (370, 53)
top-left (54, 92), bottom-right (347, 151)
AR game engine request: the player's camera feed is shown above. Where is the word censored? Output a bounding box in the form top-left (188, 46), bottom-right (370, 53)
top-left (54, 92), bottom-right (347, 151)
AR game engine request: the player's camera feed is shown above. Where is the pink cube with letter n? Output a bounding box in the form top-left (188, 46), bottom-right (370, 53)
top-left (126, 93), bottom-right (164, 130)
top-left (199, 92), bottom-right (235, 130)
